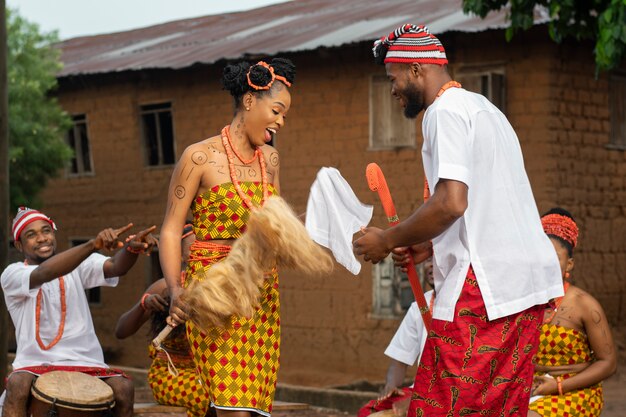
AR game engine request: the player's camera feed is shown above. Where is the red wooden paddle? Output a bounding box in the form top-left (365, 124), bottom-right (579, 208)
top-left (366, 163), bottom-right (432, 332)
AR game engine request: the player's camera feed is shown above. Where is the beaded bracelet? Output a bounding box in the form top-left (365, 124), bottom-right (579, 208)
top-left (556, 376), bottom-right (564, 395)
top-left (140, 293), bottom-right (150, 310)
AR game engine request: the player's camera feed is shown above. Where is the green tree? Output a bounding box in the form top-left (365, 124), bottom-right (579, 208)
top-left (8, 8), bottom-right (72, 211)
top-left (462, 0), bottom-right (626, 72)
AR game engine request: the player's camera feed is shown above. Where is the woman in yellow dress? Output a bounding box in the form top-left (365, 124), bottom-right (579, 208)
top-left (529, 208), bottom-right (617, 417)
top-left (115, 226), bottom-right (208, 417)
top-left (159, 58), bottom-right (294, 417)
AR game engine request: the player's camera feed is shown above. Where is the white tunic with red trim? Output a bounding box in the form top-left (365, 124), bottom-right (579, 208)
top-left (1, 254), bottom-right (118, 369)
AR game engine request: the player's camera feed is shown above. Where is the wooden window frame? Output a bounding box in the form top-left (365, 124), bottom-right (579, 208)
top-left (66, 114), bottom-right (94, 177)
top-left (371, 255), bottom-right (427, 319)
top-left (369, 74), bottom-right (417, 150)
top-left (453, 64), bottom-right (507, 113)
top-left (139, 102), bottom-right (177, 167)
top-left (607, 72), bottom-right (626, 150)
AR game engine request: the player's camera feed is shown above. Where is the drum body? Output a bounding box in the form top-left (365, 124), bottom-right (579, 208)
top-left (29, 371), bottom-right (115, 417)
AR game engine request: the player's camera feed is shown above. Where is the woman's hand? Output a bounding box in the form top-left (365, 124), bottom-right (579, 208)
top-left (532, 375), bottom-right (558, 396)
top-left (378, 385), bottom-right (404, 401)
top-left (143, 293), bottom-right (169, 312)
top-left (167, 286), bottom-right (190, 327)
top-left (392, 396), bottom-right (411, 416)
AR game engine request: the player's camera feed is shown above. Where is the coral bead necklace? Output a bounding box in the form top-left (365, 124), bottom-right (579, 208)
top-left (544, 281), bottom-right (570, 324)
top-left (224, 126), bottom-right (259, 165)
top-left (25, 260), bottom-right (67, 350)
top-left (221, 125), bottom-right (269, 209)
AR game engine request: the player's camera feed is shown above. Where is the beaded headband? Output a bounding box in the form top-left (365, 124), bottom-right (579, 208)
top-left (246, 61), bottom-right (292, 91)
top-left (541, 213), bottom-right (579, 248)
top-left (373, 24), bottom-right (448, 65)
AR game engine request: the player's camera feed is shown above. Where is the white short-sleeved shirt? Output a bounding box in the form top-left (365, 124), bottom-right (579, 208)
top-left (1, 253), bottom-right (118, 369)
top-left (422, 87), bottom-right (563, 322)
top-left (384, 290), bottom-right (434, 366)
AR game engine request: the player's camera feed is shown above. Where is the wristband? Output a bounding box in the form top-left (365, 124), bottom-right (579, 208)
top-left (556, 376), bottom-right (564, 395)
top-left (140, 293), bottom-right (150, 310)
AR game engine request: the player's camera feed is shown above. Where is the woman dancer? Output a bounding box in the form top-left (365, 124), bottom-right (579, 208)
top-left (160, 58), bottom-right (295, 416)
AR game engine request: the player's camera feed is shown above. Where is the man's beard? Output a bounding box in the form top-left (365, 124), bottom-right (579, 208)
top-left (403, 84), bottom-right (424, 119)
top-left (31, 250), bottom-right (55, 264)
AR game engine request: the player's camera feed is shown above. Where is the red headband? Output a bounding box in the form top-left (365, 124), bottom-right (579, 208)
top-left (541, 214), bottom-right (579, 248)
top-left (246, 61), bottom-right (292, 91)
top-left (12, 206), bottom-right (57, 241)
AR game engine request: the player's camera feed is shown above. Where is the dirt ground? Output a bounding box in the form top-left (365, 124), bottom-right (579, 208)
top-left (139, 368), bottom-right (626, 417)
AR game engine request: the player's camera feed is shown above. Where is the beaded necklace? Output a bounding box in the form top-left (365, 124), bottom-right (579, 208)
top-left (435, 80), bottom-right (462, 99)
top-left (224, 127), bottom-right (259, 165)
top-left (221, 125), bottom-right (269, 209)
top-left (544, 281), bottom-right (570, 324)
top-left (26, 260), bottom-right (67, 350)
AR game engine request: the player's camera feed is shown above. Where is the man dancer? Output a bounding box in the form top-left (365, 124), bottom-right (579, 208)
top-left (1, 207), bottom-right (157, 417)
top-left (354, 24), bottom-right (563, 416)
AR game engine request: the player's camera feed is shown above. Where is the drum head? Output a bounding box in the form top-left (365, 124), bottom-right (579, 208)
top-left (31, 371), bottom-right (114, 411)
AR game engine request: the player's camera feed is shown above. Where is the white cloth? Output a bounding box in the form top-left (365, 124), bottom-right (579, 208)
top-left (1, 253), bottom-right (118, 369)
top-left (306, 167), bottom-right (373, 274)
top-left (384, 290), bottom-right (434, 366)
top-left (422, 87), bottom-right (563, 322)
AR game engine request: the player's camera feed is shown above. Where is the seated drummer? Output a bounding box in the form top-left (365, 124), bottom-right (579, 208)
top-left (114, 224), bottom-right (210, 417)
top-left (0, 207), bottom-right (157, 417)
top-left (358, 258), bottom-right (434, 417)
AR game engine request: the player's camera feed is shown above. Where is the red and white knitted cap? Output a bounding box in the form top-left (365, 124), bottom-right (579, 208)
top-left (373, 24), bottom-right (448, 65)
top-left (12, 206), bottom-right (57, 241)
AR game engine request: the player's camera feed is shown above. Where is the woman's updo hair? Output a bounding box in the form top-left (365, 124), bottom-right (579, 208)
top-left (221, 57), bottom-right (296, 108)
top-left (542, 207), bottom-right (576, 257)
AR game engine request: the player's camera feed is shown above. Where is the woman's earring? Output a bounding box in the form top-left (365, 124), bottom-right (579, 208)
top-left (246, 107), bottom-right (250, 111)
top-left (565, 272), bottom-right (570, 279)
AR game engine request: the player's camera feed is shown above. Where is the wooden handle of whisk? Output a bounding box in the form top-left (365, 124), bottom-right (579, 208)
top-left (152, 324), bottom-right (174, 347)
top-left (365, 162), bottom-right (433, 332)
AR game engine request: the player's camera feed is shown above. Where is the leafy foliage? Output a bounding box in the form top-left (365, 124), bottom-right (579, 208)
top-left (7, 8), bottom-right (72, 211)
top-left (462, 0), bottom-right (626, 72)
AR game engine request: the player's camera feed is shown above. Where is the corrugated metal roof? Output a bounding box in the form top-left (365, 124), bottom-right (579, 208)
top-left (58, 0), bottom-right (549, 77)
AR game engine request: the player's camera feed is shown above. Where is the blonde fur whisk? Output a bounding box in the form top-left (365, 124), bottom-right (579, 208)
top-left (183, 196), bottom-right (333, 331)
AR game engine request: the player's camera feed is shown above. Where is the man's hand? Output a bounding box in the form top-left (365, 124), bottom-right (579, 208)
top-left (94, 223), bottom-right (133, 251)
top-left (126, 225), bottom-right (159, 255)
top-left (167, 286), bottom-right (190, 327)
top-left (391, 242), bottom-right (433, 272)
top-left (353, 227), bottom-right (391, 264)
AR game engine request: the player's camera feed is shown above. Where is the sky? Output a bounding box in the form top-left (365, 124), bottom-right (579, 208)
top-left (7, 0), bottom-right (291, 39)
